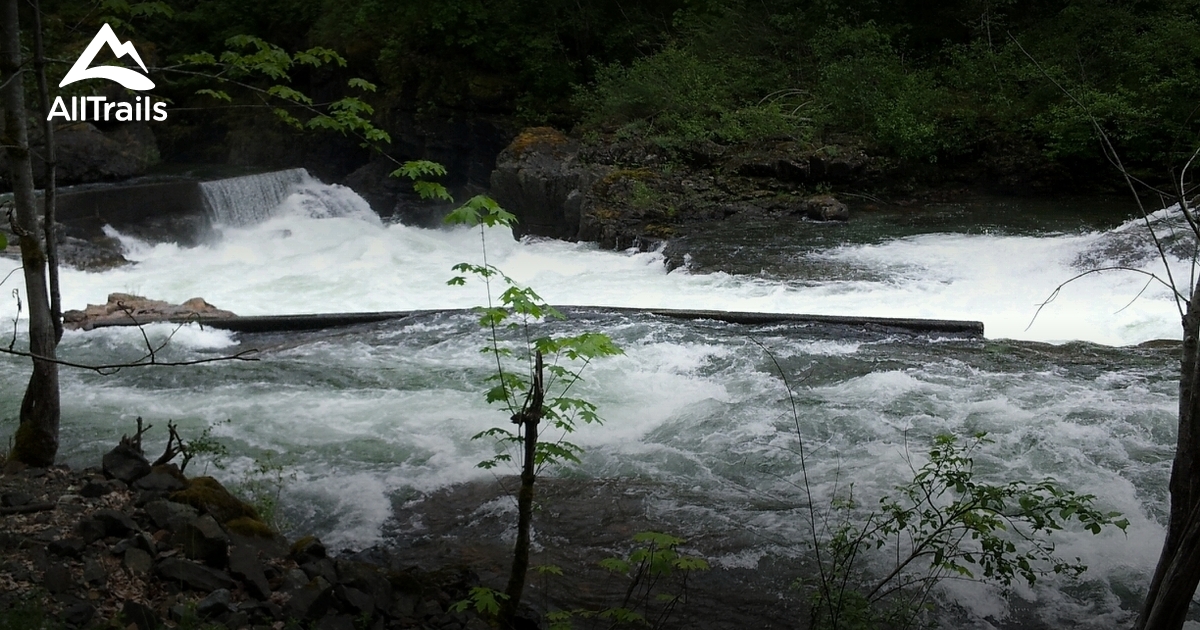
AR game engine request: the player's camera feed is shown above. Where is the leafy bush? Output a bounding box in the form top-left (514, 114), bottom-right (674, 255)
top-left (575, 47), bottom-right (811, 147)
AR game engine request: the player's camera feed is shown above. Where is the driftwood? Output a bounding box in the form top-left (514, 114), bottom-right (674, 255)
top-left (62, 293), bottom-right (236, 331)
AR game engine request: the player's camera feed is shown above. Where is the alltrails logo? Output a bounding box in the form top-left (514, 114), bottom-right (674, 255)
top-left (47, 23), bottom-right (167, 122)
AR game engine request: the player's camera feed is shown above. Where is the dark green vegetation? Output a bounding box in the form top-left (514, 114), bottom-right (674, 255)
top-left (14, 0), bottom-right (1200, 187)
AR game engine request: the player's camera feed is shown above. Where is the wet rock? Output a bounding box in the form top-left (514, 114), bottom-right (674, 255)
top-left (156, 557), bottom-right (236, 592)
top-left (173, 514), bottom-right (229, 567)
top-left (802, 194), bottom-right (850, 222)
top-left (489, 127), bottom-right (607, 241)
top-left (102, 443), bottom-right (150, 484)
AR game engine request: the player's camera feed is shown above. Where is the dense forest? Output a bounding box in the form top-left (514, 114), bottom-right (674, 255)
top-left (19, 0), bottom-right (1200, 189)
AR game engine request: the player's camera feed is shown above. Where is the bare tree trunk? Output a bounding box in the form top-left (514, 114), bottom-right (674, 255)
top-left (2, 0), bottom-right (62, 467)
top-left (501, 351), bottom-right (544, 628)
top-left (1136, 206), bottom-right (1200, 630)
top-left (31, 0), bottom-right (62, 343)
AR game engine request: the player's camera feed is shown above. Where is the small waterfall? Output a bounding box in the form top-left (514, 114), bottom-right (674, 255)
top-left (198, 168), bottom-right (380, 227)
top-left (198, 168), bottom-right (308, 226)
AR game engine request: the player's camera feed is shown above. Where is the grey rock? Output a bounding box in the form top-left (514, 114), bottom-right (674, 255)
top-left (62, 601), bottom-right (95, 626)
top-left (80, 480), bottom-right (111, 498)
top-left (143, 499), bottom-right (198, 531)
top-left (102, 443), bottom-right (150, 484)
top-left (291, 536), bottom-right (327, 564)
top-left (156, 557), bottom-right (236, 592)
top-left (93, 508), bottom-right (139, 537)
top-left (43, 562), bottom-right (75, 593)
top-left (301, 557), bottom-right (337, 584)
top-left (48, 537), bottom-right (86, 558)
top-left (133, 469), bottom-right (187, 493)
top-left (1, 492), bottom-right (33, 507)
top-left (489, 127), bottom-right (605, 241)
top-left (124, 548), bottom-right (153, 575)
top-left (228, 546), bottom-right (272, 599)
top-left (82, 557), bottom-right (107, 586)
top-left (284, 575), bottom-right (334, 620)
top-left (334, 585), bottom-right (375, 616)
top-left (802, 194), bottom-right (850, 222)
top-left (173, 514), bottom-right (229, 567)
top-left (75, 517), bottom-right (107, 543)
top-left (197, 588), bottom-right (232, 619)
top-left (314, 614), bottom-right (356, 630)
top-left (121, 599), bottom-right (159, 630)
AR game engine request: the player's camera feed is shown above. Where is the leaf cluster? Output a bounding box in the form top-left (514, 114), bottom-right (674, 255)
top-left (808, 433), bottom-right (1127, 630)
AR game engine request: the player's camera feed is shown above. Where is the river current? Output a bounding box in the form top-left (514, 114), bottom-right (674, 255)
top-left (0, 172), bottom-right (1190, 627)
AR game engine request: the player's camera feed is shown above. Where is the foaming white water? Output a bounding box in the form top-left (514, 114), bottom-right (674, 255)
top-left (5, 216), bottom-right (1174, 346)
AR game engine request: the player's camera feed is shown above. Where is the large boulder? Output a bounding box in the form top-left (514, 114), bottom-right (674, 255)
top-left (488, 127), bottom-right (607, 240)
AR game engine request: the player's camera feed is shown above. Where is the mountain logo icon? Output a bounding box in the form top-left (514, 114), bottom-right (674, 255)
top-left (59, 23), bottom-right (155, 91)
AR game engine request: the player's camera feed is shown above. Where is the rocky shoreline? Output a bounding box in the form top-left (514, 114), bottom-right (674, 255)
top-left (0, 438), bottom-right (494, 630)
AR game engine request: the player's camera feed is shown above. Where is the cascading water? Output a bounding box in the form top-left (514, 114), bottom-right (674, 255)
top-left (0, 181), bottom-right (1188, 627)
top-left (198, 168), bottom-right (378, 227)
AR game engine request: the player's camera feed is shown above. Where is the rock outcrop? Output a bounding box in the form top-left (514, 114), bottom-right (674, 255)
top-left (487, 127), bottom-right (864, 252)
top-left (0, 122), bottom-right (160, 189)
top-left (0, 442), bottom-right (493, 630)
top-left (62, 293), bottom-right (236, 331)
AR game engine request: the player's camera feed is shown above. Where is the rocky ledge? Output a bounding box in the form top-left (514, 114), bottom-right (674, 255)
top-left (0, 437), bottom-right (491, 630)
top-left (487, 127), bottom-right (855, 258)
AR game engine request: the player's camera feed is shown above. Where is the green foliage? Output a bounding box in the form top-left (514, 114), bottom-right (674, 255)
top-left (183, 36), bottom-right (387, 147)
top-left (806, 433), bottom-right (1127, 630)
top-left (0, 232), bottom-right (7, 251)
top-left (0, 592), bottom-right (62, 630)
top-left (575, 47), bottom-right (811, 148)
top-left (548, 531), bottom-right (709, 629)
top-left (230, 450), bottom-right (297, 533)
top-left (450, 586), bottom-right (509, 616)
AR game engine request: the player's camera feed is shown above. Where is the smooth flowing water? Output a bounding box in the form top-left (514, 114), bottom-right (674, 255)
top-left (0, 171), bottom-right (1187, 627)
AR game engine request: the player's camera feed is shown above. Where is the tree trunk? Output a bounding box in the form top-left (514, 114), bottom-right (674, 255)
top-left (2, 0), bottom-right (62, 467)
top-left (501, 351), bottom-right (544, 628)
top-left (31, 0), bottom-right (62, 343)
top-left (1136, 252), bottom-right (1200, 630)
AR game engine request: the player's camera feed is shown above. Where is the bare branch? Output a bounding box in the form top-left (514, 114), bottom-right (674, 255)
top-left (0, 345), bottom-right (259, 375)
top-left (1026, 267), bottom-right (1185, 332)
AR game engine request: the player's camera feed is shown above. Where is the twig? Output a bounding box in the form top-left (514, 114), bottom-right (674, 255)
top-left (1026, 267), bottom-right (1184, 332)
top-left (0, 502), bottom-right (55, 515)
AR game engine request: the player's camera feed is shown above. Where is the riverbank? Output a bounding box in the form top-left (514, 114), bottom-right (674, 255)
top-left (0, 443), bottom-right (492, 630)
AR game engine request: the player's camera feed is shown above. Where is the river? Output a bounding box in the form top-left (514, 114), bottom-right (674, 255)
top-left (0, 171), bottom-right (1187, 627)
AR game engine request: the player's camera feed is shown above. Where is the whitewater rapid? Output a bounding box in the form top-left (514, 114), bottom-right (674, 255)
top-left (0, 173), bottom-right (1186, 628)
top-left (0, 179), bottom-right (1183, 346)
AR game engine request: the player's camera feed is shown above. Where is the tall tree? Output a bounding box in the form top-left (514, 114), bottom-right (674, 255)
top-left (2, 0), bottom-right (62, 467)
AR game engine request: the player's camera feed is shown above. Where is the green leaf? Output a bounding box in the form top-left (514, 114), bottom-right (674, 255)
top-left (195, 88), bottom-right (232, 103)
top-left (0, 232), bottom-right (7, 250)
